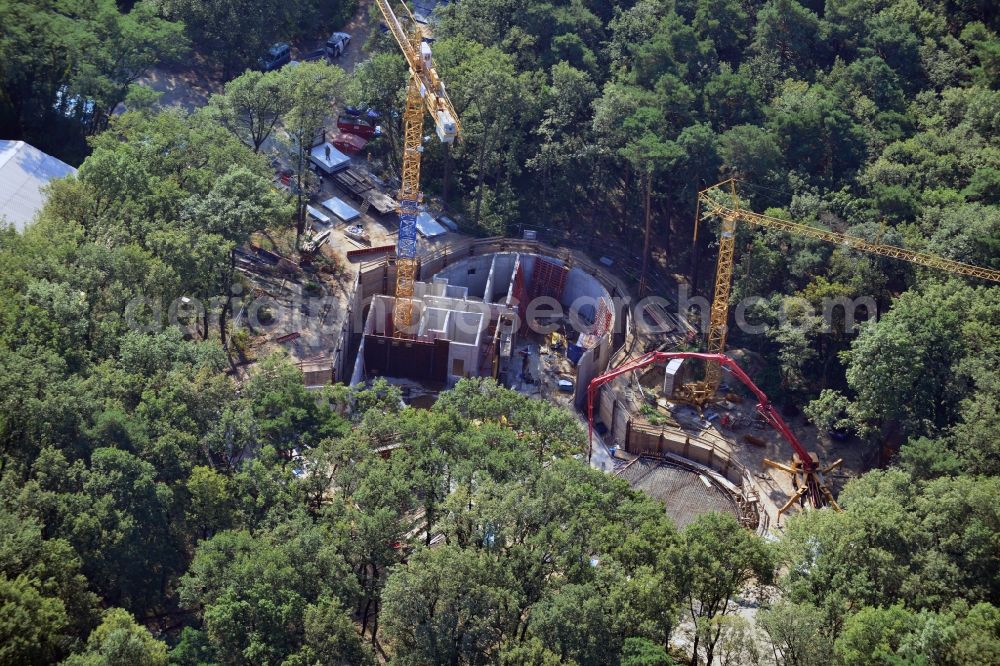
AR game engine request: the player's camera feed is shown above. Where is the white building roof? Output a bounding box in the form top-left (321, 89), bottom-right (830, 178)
top-left (0, 140), bottom-right (77, 231)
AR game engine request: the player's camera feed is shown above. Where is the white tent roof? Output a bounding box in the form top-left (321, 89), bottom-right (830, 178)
top-left (0, 140), bottom-right (77, 231)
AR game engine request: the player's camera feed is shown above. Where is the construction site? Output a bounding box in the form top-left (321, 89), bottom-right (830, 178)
top-left (350, 248), bottom-right (619, 403)
top-left (232, 0), bottom-right (1000, 535)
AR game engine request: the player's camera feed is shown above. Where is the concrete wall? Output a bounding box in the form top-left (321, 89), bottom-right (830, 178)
top-left (519, 253), bottom-right (539, 281)
top-left (350, 341), bottom-right (365, 385)
top-left (486, 253), bottom-right (517, 303)
top-left (450, 311), bottom-right (482, 345)
top-left (561, 266), bottom-right (611, 326)
top-left (573, 332), bottom-right (611, 408)
top-left (435, 255), bottom-right (492, 299)
top-left (420, 307), bottom-right (451, 339)
top-left (625, 425), bottom-right (744, 486)
top-left (333, 269), bottom-right (361, 382)
top-left (367, 295), bottom-right (394, 336)
top-left (447, 338), bottom-right (479, 380)
top-left (598, 388), bottom-right (629, 448)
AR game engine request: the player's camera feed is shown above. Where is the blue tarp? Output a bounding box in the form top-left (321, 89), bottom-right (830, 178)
top-left (566, 344), bottom-right (584, 365)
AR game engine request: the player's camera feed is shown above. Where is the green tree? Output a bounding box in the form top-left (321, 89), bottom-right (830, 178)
top-left (833, 604), bottom-right (917, 666)
top-left (766, 81), bottom-right (867, 185)
top-left (290, 596), bottom-right (375, 666)
top-left (621, 637), bottom-right (676, 666)
top-left (242, 352), bottom-right (346, 456)
top-left (0, 0), bottom-right (184, 159)
top-left (0, 506), bottom-right (98, 641)
top-left (841, 281), bottom-right (997, 439)
top-left (671, 512), bottom-right (775, 666)
top-left (72, 1), bottom-right (188, 133)
top-left (184, 466), bottom-right (234, 540)
top-left (155, 0), bottom-right (354, 78)
top-left (782, 470), bottom-right (1000, 625)
top-left (20, 447), bottom-right (183, 617)
top-left (693, 0), bottom-right (751, 63)
top-left (498, 636), bottom-right (572, 665)
top-left (752, 0), bottom-right (822, 76)
top-left (757, 599), bottom-right (833, 666)
top-left (181, 166), bottom-right (291, 344)
top-left (804, 389), bottom-right (852, 434)
top-left (380, 545), bottom-right (519, 665)
top-left (718, 124), bottom-right (783, 184)
top-left (527, 62), bottom-right (599, 217)
top-left (281, 62), bottom-right (346, 243)
top-left (0, 574), bottom-right (70, 666)
top-left (179, 522), bottom-right (358, 664)
top-left (210, 69), bottom-right (292, 153)
top-left (434, 39), bottom-right (522, 232)
top-left (63, 608), bottom-right (168, 666)
top-left (528, 575), bottom-right (627, 665)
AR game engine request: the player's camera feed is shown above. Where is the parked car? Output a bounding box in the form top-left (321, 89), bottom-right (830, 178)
top-left (260, 43), bottom-right (291, 71)
top-left (337, 114), bottom-right (379, 140)
top-left (300, 48), bottom-right (327, 62)
top-left (325, 32), bottom-right (351, 58)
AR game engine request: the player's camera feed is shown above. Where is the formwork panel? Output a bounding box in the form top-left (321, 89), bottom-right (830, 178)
top-left (529, 257), bottom-right (568, 302)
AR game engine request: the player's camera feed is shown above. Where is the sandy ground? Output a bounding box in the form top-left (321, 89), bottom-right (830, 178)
top-left (329, 0), bottom-right (374, 75)
top-left (138, 64), bottom-right (221, 113)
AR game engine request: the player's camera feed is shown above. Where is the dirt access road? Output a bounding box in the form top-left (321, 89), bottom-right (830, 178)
top-left (139, 0), bottom-right (374, 114)
top-left (328, 0), bottom-right (374, 75)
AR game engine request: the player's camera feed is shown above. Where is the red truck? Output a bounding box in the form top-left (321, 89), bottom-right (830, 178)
top-left (337, 114), bottom-right (379, 140)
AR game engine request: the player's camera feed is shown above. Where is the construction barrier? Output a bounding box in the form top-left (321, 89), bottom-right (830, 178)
top-left (347, 244), bottom-right (396, 260)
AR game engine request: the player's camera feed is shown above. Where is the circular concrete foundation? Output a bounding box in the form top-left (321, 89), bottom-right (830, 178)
top-left (616, 456), bottom-right (741, 529)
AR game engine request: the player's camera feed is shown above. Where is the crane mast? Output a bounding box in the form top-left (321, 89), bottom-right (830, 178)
top-left (374, 0), bottom-right (461, 335)
top-left (686, 179), bottom-right (1000, 403)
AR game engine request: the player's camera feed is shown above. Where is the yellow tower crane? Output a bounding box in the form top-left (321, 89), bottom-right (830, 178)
top-left (684, 178), bottom-right (1000, 404)
top-left (374, 0), bottom-right (461, 335)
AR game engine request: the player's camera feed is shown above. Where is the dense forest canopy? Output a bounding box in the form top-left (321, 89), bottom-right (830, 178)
top-left (1, 0), bottom-right (999, 663)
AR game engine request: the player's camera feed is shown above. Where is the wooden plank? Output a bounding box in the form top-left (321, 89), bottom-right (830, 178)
top-left (333, 168), bottom-right (373, 196)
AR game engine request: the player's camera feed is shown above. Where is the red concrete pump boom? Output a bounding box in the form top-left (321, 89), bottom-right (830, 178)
top-left (587, 352), bottom-right (841, 515)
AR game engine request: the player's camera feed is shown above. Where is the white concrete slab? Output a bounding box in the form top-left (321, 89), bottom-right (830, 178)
top-left (321, 196), bottom-right (360, 222)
